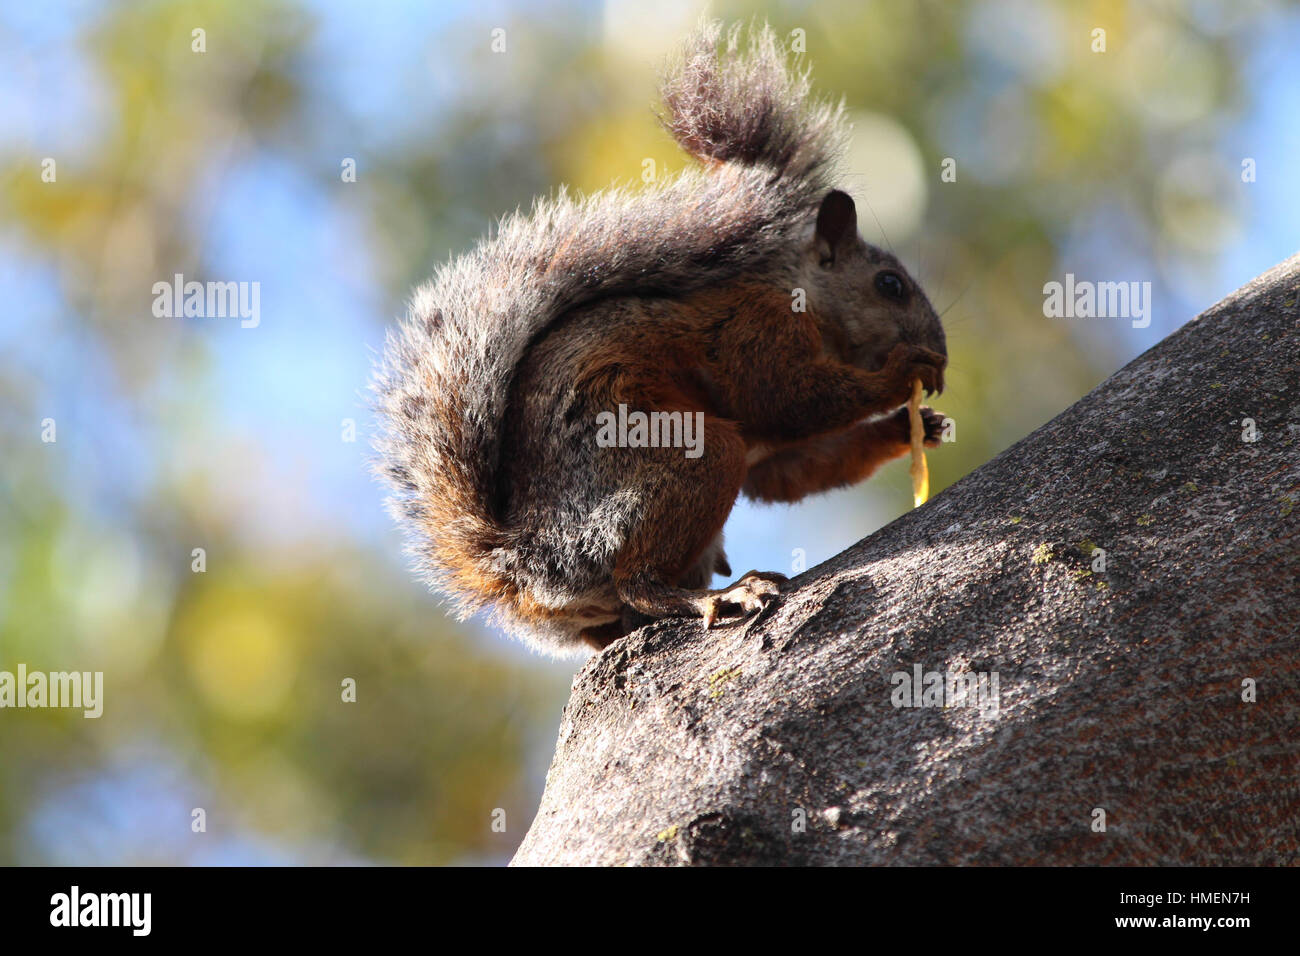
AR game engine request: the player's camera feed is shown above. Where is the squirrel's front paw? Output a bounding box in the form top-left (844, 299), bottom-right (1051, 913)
top-left (894, 405), bottom-right (946, 448)
top-left (700, 571), bottom-right (785, 628)
top-left (882, 342), bottom-right (946, 402)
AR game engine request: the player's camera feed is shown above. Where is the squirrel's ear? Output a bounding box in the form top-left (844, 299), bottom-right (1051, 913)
top-left (815, 189), bottom-right (858, 266)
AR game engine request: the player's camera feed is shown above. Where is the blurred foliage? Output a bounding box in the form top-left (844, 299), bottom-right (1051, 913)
top-left (0, 0), bottom-right (1285, 863)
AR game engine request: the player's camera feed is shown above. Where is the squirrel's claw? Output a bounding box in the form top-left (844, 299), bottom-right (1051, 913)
top-left (904, 405), bottom-right (946, 448)
top-left (700, 571), bottom-right (785, 628)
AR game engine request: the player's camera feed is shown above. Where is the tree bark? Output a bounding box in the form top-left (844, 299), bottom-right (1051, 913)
top-left (513, 256), bottom-right (1300, 866)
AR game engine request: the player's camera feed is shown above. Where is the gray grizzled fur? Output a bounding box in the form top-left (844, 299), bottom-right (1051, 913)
top-left (372, 21), bottom-right (848, 653)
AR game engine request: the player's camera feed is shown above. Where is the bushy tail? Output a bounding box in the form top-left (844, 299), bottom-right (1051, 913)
top-left (661, 19), bottom-right (844, 179)
top-left (373, 20), bottom-right (846, 618)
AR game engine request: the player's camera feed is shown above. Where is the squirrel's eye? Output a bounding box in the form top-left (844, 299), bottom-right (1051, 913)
top-left (875, 271), bottom-right (905, 301)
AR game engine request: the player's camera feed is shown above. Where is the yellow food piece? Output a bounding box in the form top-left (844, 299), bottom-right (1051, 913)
top-left (908, 378), bottom-right (929, 507)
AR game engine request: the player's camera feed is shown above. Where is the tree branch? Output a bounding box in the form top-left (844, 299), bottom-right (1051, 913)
top-left (514, 256), bottom-right (1300, 866)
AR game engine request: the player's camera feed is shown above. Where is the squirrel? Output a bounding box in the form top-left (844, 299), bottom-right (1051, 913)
top-left (373, 20), bottom-right (948, 657)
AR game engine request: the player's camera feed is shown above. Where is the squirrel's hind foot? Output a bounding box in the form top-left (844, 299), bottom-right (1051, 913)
top-left (612, 570), bottom-right (786, 634)
top-left (700, 571), bottom-right (786, 628)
